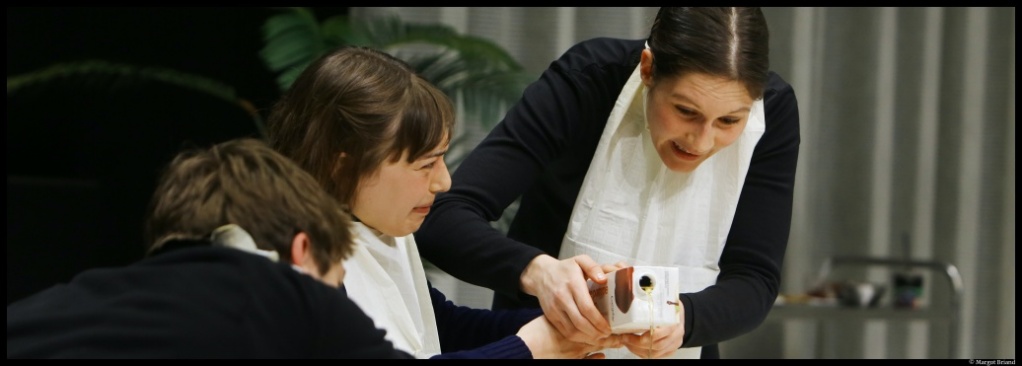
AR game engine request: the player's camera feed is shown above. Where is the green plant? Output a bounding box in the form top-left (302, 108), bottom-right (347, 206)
top-left (259, 7), bottom-right (528, 232)
top-left (260, 8), bottom-right (531, 164)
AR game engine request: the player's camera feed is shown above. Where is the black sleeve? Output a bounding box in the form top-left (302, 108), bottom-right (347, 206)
top-left (416, 38), bottom-right (633, 298)
top-left (311, 283), bottom-right (415, 359)
top-left (680, 72), bottom-right (800, 347)
top-left (430, 284), bottom-right (543, 352)
top-left (430, 336), bottom-right (533, 359)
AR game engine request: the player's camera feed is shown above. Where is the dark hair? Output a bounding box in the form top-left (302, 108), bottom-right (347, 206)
top-left (647, 7), bottom-right (770, 100)
top-left (266, 46), bottom-right (455, 207)
top-left (144, 138), bottom-right (354, 275)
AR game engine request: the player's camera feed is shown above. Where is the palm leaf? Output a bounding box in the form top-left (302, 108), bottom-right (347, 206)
top-left (7, 60), bottom-right (266, 136)
top-left (321, 15), bottom-right (370, 47)
top-left (261, 8), bottom-right (528, 97)
top-left (390, 26), bottom-right (521, 71)
top-left (403, 53), bottom-right (528, 128)
top-left (260, 7), bottom-right (326, 90)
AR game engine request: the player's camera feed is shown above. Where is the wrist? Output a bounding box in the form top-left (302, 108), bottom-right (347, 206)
top-left (520, 254), bottom-right (557, 296)
top-left (516, 317), bottom-right (548, 358)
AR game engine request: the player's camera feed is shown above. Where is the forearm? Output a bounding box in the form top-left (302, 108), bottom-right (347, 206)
top-left (417, 38), bottom-right (637, 300)
top-left (419, 203), bottom-right (545, 295)
top-left (433, 285), bottom-right (544, 351)
top-left (430, 335), bottom-right (532, 359)
top-left (680, 269), bottom-right (779, 347)
top-left (682, 72), bottom-right (800, 347)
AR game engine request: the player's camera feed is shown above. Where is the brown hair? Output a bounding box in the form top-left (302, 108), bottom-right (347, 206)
top-left (144, 138), bottom-right (354, 275)
top-left (266, 46), bottom-right (455, 207)
top-left (647, 7), bottom-right (770, 100)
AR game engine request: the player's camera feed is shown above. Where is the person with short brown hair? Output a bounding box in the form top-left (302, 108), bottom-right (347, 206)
top-left (8, 138), bottom-right (413, 359)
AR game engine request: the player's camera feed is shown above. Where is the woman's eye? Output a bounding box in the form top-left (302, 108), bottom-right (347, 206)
top-left (676, 107), bottom-right (697, 116)
top-left (719, 117), bottom-right (740, 125)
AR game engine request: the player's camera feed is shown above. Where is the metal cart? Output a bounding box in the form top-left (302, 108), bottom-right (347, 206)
top-left (768, 256), bottom-right (964, 358)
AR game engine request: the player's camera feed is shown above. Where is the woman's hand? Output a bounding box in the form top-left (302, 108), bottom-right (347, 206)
top-left (620, 297), bottom-right (685, 358)
top-left (517, 315), bottom-right (623, 359)
top-left (520, 254), bottom-right (615, 344)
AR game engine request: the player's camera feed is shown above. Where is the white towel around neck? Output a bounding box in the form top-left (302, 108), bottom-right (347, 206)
top-left (558, 65), bottom-right (765, 359)
top-left (341, 222), bottom-right (442, 359)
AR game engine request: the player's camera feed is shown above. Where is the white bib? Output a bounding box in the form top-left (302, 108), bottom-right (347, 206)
top-left (342, 223), bottom-right (442, 359)
top-left (558, 65), bottom-right (765, 359)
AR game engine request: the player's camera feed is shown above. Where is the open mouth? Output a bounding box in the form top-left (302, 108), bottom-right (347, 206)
top-left (671, 141), bottom-right (700, 160)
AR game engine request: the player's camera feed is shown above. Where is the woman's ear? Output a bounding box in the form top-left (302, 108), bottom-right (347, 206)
top-left (640, 48), bottom-right (654, 88)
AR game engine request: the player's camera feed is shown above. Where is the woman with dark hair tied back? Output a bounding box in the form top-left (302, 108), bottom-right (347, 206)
top-left (415, 7), bottom-right (800, 359)
top-left (266, 45), bottom-right (621, 359)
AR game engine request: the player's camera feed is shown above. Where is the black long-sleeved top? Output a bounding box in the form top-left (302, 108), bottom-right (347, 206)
top-left (7, 245), bottom-right (413, 359)
top-left (416, 37), bottom-right (800, 358)
top-left (7, 244), bottom-right (539, 359)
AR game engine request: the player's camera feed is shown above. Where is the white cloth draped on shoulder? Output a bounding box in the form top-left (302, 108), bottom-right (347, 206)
top-left (341, 222), bottom-right (442, 359)
top-left (558, 64), bottom-right (765, 359)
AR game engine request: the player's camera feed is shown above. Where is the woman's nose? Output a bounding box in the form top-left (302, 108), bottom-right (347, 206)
top-left (430, 159), bottom-right (452, 193)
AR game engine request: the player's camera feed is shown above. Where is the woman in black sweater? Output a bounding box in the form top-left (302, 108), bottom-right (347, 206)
top-left (416, 7), bottom-right (800, 359)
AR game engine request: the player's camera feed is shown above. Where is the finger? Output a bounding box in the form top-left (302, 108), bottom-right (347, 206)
top-left (583, 352), bottom-right (606, 359)
top-left (600, 261), bottom-right (630, 273)
top-left (655, 343), bottom-right (679, 359)
top-left (619, 332), bottom-right (648, 349)
top-left (545, 308), bottom-right (575, 340)
top-left (570, 259), bottom-right (613, 334)
top-left (561, 293), bottom-right (603, 340)
top-left (584, 343), bottom-right (606, 354)
top-left (600, 263), bottom-right (619, 273)
top-left (658, 328), bottom-right (685, 350)
top-left (537, 296), bottom-right (572, 338)
top-left (624, 331), bottom-right (665, 358)
top-left (595, 334), bottom-right (624, 348)
top-left (573, 255), bottom-right (607, 284)
top-left (651, 323), bottom-right (682, 341)
top-left (569, 279), bottom-right (612, 336)
top-left (649, 327), bottom-right (673, 343)
top-left (623, 343), bottom-right (651, 359)
top-left (651, 335), bottom-right (676, 354)
top-left (546, 258), bottom-right (608, 337)
top-left (643, 328), bottom-right (682, 358)
top-left (544, 278), bottom-right (600, 341)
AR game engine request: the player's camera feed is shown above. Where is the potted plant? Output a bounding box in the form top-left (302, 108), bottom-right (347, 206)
top-left (259, 7), bottom-right (531, 170)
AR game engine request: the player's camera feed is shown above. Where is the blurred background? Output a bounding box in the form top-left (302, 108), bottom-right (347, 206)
top-left (7, 7), bottom-right (1014, 359)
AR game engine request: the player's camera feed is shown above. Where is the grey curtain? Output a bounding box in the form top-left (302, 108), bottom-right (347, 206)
top-left (352, 7), bottom-right (1014, 359)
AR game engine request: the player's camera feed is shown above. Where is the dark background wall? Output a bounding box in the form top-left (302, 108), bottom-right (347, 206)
top-left (7, 7), bottom-right (348, 304)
